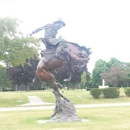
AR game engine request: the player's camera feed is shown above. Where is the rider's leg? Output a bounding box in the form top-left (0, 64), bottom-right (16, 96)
top-left (55, 41), bottom-right (68, 58)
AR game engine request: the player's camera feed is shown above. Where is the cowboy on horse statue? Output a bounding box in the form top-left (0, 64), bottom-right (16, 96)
top-left (30, 19), bottom-right (92, 122)
top-left (30, 18), bottom-right (69, 59)
top-left (30, 18), bottom-right (91, 72)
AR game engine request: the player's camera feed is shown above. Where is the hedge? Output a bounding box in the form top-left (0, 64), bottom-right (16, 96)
top-left (90, 88), bottom-right (101, 99)
top-left (124, 87), bottom-right (130, 96)
top-left (101, 87), bottom-right (120, 98)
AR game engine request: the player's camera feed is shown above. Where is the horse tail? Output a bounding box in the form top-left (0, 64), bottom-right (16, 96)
top-left (63, 73), bottom-right (72, 82)
top-left (33, 74), bottom-right (40, 87)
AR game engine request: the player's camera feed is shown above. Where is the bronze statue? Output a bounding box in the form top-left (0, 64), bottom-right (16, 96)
top-left (30, 19), bottom-right (67, 57)
top-left (33, 42), bottom-right (91, 94)
top-left (31, 19), bottom-right (91, 122)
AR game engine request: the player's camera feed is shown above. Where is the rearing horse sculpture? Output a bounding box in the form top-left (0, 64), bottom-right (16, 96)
top-left (33, 41), bottom-right (91, 97)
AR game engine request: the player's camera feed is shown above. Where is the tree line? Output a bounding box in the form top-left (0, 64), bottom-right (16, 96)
top-left (0, 17), bottom-right (40, 91)
top-left (89, 58), bottom-right (130, 88)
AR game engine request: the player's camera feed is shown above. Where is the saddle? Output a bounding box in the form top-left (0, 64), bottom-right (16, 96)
top-left (40, 38), bottom-right (70, 61)
top-left (41, 48), bottom-right (56, 62)
top-left (40, 38), bottom-right (91, 72)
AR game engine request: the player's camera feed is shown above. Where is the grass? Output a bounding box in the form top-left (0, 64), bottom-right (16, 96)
top-left (0, 107), bottom-right (130, 130)
top-left (0, 88), bottom-right (130, 130)
top-left (0, 88), bottom-right (129, 107)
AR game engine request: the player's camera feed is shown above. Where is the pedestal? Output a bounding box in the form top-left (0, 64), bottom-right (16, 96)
top-left (47, 91), bottom-right (81, 122)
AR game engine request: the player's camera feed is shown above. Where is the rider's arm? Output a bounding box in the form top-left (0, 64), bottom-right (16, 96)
top-left (31, 24), bottom-right (52, 35)
top-left (31, 25), bottom-right (46, 34)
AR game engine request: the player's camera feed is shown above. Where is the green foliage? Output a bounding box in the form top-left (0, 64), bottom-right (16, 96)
top-left (0, 17), bottom-right (40, 67)
top-left (90, 88), bottom-right (101, 99)
top-left (89, 58), bottom-right (130, 88)
top-left (91, 59), bottom-right (108, 87)
top-left (0, 17), bottom-right (19, 38)
top-left (120, 63), bottom-right (130, 87)
top-left (0, 65), bottom-right (10, 91)
top-left (102, 87), bottom-right (120, 98)
top-left (81, 71), bottom-right (87, 88)
top-left (107, 57), bottom-right (121, 69)
top-left (124, 87), bottom-right (130, 96)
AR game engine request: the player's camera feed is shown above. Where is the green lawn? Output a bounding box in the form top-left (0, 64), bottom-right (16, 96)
top-left (0, 88), bottom-right (130, 130)
top-left (0, 107), bottom-right (130, 130)
top-left (0, 88), bottom-right (129, 107)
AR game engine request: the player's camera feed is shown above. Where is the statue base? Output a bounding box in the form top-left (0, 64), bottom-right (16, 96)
top-left (47, 91), bottom-right (81, 122)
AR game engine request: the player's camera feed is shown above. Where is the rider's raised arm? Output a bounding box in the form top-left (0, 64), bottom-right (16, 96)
top-left (30, 24), bottom-right (52, 35)
top-left (31, 25), bottom-right (46, 34)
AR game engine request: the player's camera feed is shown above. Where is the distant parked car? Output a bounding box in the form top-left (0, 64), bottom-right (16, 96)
top-left (86, 88), bottom-right (91, 91)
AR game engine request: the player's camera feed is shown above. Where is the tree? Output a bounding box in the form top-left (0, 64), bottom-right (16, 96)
top-left (0, 17), bottom-right (40, 67)
top-left (0, 65), bottom-right (10, 91)
top-left (7, 56), bottom-right (39, 91)
top-left (107, 57), bottom-right (121, 69)
top-left (81, 71), bottom-right (87, 89)
top-left (91, 59), bottom-right (108, 87)
top-left (118, 62), bottom-right (130, 87)
top-left (102, 66), bottom-right (125, 87)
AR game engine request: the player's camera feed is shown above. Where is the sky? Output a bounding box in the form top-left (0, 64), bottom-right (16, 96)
top-left (0, 0), bottom-right (130, 72)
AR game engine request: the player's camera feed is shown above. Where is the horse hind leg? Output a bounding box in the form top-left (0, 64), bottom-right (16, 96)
top-left (50, 80), bottom-right (66, 99)
top-left (39, 69), bottom-right (65, 98)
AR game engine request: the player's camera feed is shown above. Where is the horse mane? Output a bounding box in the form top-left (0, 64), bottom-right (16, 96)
top-left (67, 41), bottom-right (92, 55)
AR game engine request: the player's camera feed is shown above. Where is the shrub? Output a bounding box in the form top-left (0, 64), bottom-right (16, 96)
top-left (90, 88), bottom-right (101, 99)
top-left (124, 87), bottom-right (130, 96)
top-left (101, 87), bottom-right (120, 98)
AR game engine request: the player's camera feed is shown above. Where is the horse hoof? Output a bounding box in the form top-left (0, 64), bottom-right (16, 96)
top-left (57, 83), bottom-right (63, 89)
top-left (32, 79), bottom-right (34, 83)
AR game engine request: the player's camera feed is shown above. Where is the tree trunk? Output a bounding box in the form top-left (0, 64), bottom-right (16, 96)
top-left (15, 84), bottom-right (17, 91)
top-left (26, 84), bottom-right (30, 91)
top-left (0, 86), bottom-right (2, 92)
top-left (79, 84), bottom-right (81, 89)
top-left (67, 82), bottom-right (70, 90)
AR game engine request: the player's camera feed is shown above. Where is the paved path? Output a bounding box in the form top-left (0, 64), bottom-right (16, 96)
top-left (0, 96), bottom-right (130, 112)
top-left (19, 96), bottom-right (54, 106)
top-left (28, 96), bottom-right (44, 105)
top-left (0, 102), bottom-right (130, 112)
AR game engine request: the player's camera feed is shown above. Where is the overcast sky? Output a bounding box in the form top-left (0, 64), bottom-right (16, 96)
top-left (0, 0), bottom-right (130, 72)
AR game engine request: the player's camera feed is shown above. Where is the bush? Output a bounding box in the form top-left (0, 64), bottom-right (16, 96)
top-left (90, 88), bottom-right (101, 99)
top-left (102, 87), bottom-right (120, 98)
top-left (124, 87), bottom-right (130, 96)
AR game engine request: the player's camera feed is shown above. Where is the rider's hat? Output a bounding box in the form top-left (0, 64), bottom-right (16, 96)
top-left (53, 18), bottom-right (66, 26)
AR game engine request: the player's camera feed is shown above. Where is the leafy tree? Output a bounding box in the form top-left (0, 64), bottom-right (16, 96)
top-left (81, 71), bottom-right (87, 89)
top-left (7, 56), bottom-right (39, 91)
top-left (0, 65), bottom-right (10, 91)
top-left (102, 66), bottom-right (125, 87)
top-left (0, 17), bottom-right (40, 67)
top-left (107, 57), bottom-right (121, 69)
top-left (102, 61), bottom-right (130, 87)
top-left (120, 62), bottom-right (130, 86)
top-left (91, 59), bottom-right (108, 87)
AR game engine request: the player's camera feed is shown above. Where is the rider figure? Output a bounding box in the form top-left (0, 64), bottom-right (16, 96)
top-left (30, 18), bottom-right (68, 57)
